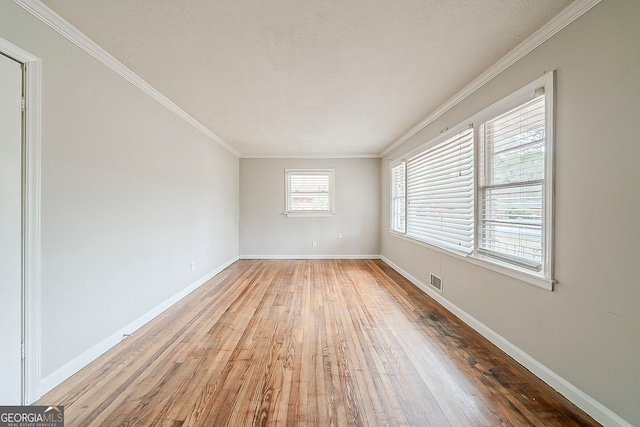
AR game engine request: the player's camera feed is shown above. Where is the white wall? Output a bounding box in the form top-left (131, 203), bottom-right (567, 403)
top-left (0, 2), bottom-right (239, 383)
top-left (240, 158), bottom-right (380, 257)
top-left (381, 1), bottom-right (639, 425)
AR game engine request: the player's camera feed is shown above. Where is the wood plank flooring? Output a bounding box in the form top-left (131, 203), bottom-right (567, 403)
top-left (37, 259), bottom-right (599, 426)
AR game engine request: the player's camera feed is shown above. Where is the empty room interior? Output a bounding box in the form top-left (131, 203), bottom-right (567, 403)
top-left (1, 0), bottom-right (638, 425)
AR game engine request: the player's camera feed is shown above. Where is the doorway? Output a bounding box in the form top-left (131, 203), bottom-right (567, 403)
top-left (0, 38), bottom-right (41, 405)
top-left (0, 51), bottom-right (23, 405)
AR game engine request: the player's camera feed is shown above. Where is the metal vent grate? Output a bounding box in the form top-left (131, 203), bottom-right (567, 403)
top-left (429, 273), bottom-right (443, 292)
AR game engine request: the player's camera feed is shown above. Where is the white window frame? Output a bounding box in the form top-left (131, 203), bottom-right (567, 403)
top-left (389, 73), bottom-right (554, 290)
top-left (285, 169), bottom-right (335, 217)
top-left (389, 159), bottom-right (406, 234)
top-left (476, 88), bottom-right (546, 270)
top-left (472, 73), bottom-right (554, 287)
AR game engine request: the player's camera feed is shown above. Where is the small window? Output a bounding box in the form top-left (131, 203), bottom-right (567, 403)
top-left (390, 161), bottom-right (406, 233)
top-left (285, 169), bottom-right (335, 216)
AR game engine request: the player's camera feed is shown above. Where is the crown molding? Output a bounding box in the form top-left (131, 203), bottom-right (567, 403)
top-left (12, 0), bottom-right (241, 158)
top-left (379, 0), bottom-right (602, 158)
top-left (13, 0), bottom-right (601, 161)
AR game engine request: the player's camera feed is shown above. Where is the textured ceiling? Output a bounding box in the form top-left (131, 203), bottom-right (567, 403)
top-left (40, 0), bottom-right (572, 157)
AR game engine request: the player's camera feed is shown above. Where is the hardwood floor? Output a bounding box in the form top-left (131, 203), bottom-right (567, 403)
top-left (37, 259), bottom-right (599, 426)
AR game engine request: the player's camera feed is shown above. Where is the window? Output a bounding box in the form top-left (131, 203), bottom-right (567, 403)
top-left (478, 91), bottom-right (546, 271)
top-left (390, 161), bottom-right (406, 233)
top-left (285, 169), bottom-right (335, 216)
top-left (389, 73), bottom-right (554, 288)
top-left (406, 127), bottom-right (474, 253)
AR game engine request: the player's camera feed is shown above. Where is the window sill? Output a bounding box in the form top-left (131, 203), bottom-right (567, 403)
top-left (284, 212), bottom-right (335, 218)
top-left (388, 231), bottom-right (554, 291)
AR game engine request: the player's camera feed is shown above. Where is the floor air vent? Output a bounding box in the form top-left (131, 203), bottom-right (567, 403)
top-left (429, 273), bottom-right (443, 292)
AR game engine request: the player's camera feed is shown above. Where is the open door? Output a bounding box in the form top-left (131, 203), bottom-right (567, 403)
top-left (0, 52), bottom-right (24, 404)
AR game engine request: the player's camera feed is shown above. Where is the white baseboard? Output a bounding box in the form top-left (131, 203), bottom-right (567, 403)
top-left (379, 256), bottom-right (632, 427)
top-left (239, 254), bottom-right (381, 260)
top-left (39, 256), bottom-right (239, 396)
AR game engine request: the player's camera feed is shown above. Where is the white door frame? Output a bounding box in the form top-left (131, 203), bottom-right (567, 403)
top-left (0, 37), bottom-right (42, 405)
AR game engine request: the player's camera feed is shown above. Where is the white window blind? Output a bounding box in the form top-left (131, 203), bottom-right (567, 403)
top-left (390, 161), bottom-right (406, 233)
top-left (285, 169), bottom-right (334, 215)
top-left (478, 93), bottom-right (546, 270)
top-left (406, 128), bottom-right (474, 253)
top-left (388, 74), bottom-right (553, 288)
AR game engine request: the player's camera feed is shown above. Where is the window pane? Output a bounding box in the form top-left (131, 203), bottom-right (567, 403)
top-left (286, 170), bottom-right (334, 213)
top-left (480, 184), bottom-right (543, 265)
top-left (492, 141), bottom-right (544, 184)
top-left (479, 93), bottom-right (546, 270)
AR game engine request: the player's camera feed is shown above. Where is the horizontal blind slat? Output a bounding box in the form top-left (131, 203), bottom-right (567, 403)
top-left (390, 162), bottom-right (406, 233)
top-left (405, 128), bottom-right (474, 251)
top-left (288, 171), bottom-right (332, 212)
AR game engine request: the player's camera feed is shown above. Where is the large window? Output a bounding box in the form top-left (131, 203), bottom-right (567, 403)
top-left (389, 74), bottom-right (554, 288)
top-left (285, 169), bottom-right (335, 216)
top-left (478, 92), bottom-right (546, 271)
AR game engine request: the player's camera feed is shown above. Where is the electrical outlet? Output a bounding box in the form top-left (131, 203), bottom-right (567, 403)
top-left (312, 241), bottom-right (317, 247)
top-left (338, 233), bottom-right (343, 239)
top-left (190, 261), bottom-right (196, 272)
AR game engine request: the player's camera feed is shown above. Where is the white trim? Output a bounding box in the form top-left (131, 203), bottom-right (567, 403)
top-left (11, 0), bottom-right (240, 158)
top-left (389, 231), bottom-right (553, 291)
top-left (39, 256), bottom-right (239, 396)
top-left (239, 255), bottom-right (381, 260)
top-left (389, 160), bottom-right (407, 234)
top-left (472, 72), bottom-right (555, 287)
top-left (379, 0), bottom-right (602, 157)
top-left (22, 56), bottom-right (42, 406)
top-left (242, 153), bottom-right (381, 159)
top-left (543, 72), bottom-right (555, 284)
top-left (0, 36), bottom-right (42, 405)
top-left (283, 212), bottom-right (335, 218)
top-left (388, 158), bottom-right (405, 169)
top-left (379, 256), bottom-right (633, 427)
top-left (285, 168), bottom-right (335, 216)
